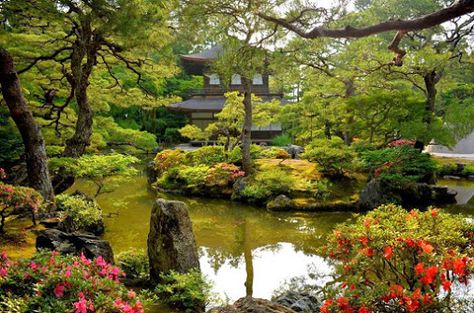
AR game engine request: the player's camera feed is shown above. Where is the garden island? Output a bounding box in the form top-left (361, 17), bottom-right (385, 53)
top-left (1, 1), bottom-right (474, 312)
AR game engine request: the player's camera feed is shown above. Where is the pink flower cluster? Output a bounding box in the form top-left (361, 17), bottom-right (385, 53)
top-left (0, 251), bottom-right (144, 313)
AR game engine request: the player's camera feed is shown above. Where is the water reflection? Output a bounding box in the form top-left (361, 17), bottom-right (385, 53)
top-left (70, 175), bottom-right (351, 303)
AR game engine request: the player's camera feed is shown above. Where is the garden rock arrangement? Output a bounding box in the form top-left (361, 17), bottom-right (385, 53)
top-left (359, 178), bottom-right (457, 210)
top-left (208, 297), bottom-right (298, 313)
top-left (273, 291), bottom-right (321, 312)
top-left (147, 199), bottom-right (200, 283)
top-left (36, 228), bottom-right (114, 262)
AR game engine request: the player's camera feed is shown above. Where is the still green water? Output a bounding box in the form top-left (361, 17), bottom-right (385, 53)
top-left (3, 172), bottom-right (474, 312)
top-left (70, 172), bottom-right (353, 307)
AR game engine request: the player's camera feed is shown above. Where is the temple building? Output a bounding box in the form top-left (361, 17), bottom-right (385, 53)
top-left (168, 46), bottom-right (284, 143)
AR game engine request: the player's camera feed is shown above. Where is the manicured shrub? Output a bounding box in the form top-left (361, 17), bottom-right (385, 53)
top-left (186, 146), bottom-right (226, 165)
top-left (116, 249), bottom-right (149, 281)
top-left (154, 149), bottom-right (186, 173)
top-left (0, 251), bottom-right (144, 313)
top-left (0, 176), bottom-right (42, 233)
top-left (271, 134), bottom-right (292, 147)
top-left (361, 145), bottom-right (436, 183)
top-left (177, 165), bottom-right (210, 188)
top-left (155, 270), bottom-right (211, 313)
top-left (259, 147), bottom-right (290, 159)
top-left (205, 163), bottom-right (245, 188)
top-left (56, 194), bottom-right (103, 235)
top-left (240, 165), bottom-right (296, 201)
top-left (155, 163), bottom-right (244, 193)
top-left (301, 138), bottom-right (355, 177)
top-left (462, 164), bottom-right (474, 176)
top-left (320, 204), bottom-right (474, 312)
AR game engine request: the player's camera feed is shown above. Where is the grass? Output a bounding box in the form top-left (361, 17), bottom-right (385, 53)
top-left (433, 156), bottom-right (474, 165)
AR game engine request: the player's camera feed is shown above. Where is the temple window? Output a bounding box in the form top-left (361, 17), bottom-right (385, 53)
top-left (231, 74), bottom-right (242, 85)
top-left (253, 74), bottom-right (263, 85)
top-left (209, 74), bottom-right (220, 85)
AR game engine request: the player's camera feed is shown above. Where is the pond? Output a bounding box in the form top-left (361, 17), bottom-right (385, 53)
top-left (3, 173), bottom-right (474, 312)
top-left (72, 173), bottom-right (352, 310)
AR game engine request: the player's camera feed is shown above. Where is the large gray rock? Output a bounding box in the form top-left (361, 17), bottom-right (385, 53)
top-left (208, 297), bottom-right (297, 313)
top-left (147, 199), bottom-right (200, 283)
top-left (359, 178), bottom-right (457, 210)
top-left (266, 195), bottom-right (295, 211)
top-left (36, 229), bottom-right (114, 263)
top-left (273, 291), bottom-right (321, 313)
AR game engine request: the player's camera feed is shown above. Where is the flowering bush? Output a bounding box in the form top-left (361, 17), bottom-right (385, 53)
top-left (0, 181), bottom-right (42, 234)
top-left (205, 163), bottom-right (245, 187)
top-left (154, 149), bottom-right (186, 173)
top-left (0, 250), bottom-right (144, 313)
top-left (388, 139), bottom-right (416, 147)
top-left (320, 204), bottom-right (474, 312)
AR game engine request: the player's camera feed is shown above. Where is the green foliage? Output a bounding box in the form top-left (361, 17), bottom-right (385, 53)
top-left (240, 165), bottom-right (296, 201)
top-left (321, 204), bottom-right (474, 312)
top-left (302, 138), bottom-right (355, 177)
top-left (155, 162), bottom-right (244, 193)
top-left (0, 250), bottom-right (144, 313)
top-left (186, 146), bottom-right (226, 165)
top-left (361, 146), bottom-right (436, 183)
top-left (176, 165), bottom-right (210, 188)
top-left (155, 270), bottom-right (211, 313)
top-left (50, 153), bottom-right (139, 197)
top-left (55, 194), bottom-right (103, 234)
top-left (179, 124), bottom-right (211, 142)
top-left (0, 107), bottom-right (23, 167)
top-left (116, 249), bottom-right (149, 281)
top-left (271, 134), bottom-right (292, 147)
top-left (259, 147), bottom-right (290, 159)
top-left (93, 117), bottom-right (156, 153)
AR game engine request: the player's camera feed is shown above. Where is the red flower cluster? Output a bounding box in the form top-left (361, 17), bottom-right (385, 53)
top-left (321, 206), bottom-right (474, 313)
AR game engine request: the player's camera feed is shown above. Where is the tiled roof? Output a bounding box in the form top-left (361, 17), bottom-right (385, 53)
top-left (181, 45), bottom-right (222, 62)
top-left (168, 96), bottom-right (288, 112)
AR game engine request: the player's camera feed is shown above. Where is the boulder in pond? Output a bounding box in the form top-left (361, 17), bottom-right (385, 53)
top-left (207, 297), bottom-right (297, 313)
top-left (273, 291), bottom-right (321, 313)
top-left (359, 178), bottom-right (457, 210)
top-left (36, 229), bottom-right (114, 263)
top-left (266, 195), bottom-right (295, 211)
top-left (147, 199), bottom-right (200, 283)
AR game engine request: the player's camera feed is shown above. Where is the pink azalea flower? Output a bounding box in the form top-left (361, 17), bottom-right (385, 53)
top-left (54, 284), bottom-right (65, 298)
top-left (64, 270), bottom-right (72, 278)
top-left (30, 261), bottom-right (38, 270)
top-left (95, 256), bottom-right (107, 267)
top-left (0, 267), bottom-right (7, 277)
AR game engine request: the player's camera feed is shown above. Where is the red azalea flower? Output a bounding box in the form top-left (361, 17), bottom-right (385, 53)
top-left (453, 258), bottom-right (466, 275)
top-left (442, 280), bottom-right (452, 292)
top-left (384, 246), bottom-right (393, 260)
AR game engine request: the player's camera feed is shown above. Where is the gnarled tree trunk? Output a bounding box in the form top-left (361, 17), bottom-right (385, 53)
top-left (0, 48), bottom-right (55, 204)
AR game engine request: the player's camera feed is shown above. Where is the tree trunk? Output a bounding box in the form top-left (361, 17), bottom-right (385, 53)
top-left (423, 70), bottom-right (438, 124)
top-left (241, 77), bottom-right (253, 174)
top-left (63, 31), bottom-right (98, 158)
top-left (343, 79), bottom-right (355, 145)
top-left (63, 82), bottom-right (94, 157)
top-left (0, 48), bottom-right (55, 204)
